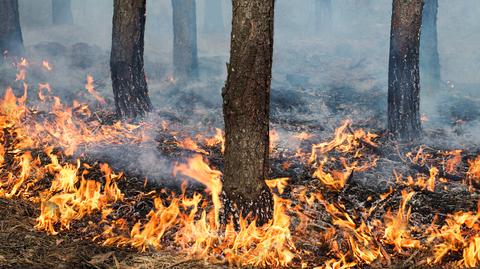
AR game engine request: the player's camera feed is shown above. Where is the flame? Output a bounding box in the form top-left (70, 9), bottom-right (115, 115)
top-left (85, 75), bottom-right (106, 105)
top-left (313, 158), bottom-right (354, 190)
top-left (468, 156), bottom-right (480, 184)
top-left (38, 82), bottom-right (52, 101)
top-left (265, 177), bottom-right (289, 194)
top-left (177, 137), bottom-right (209, 155)
top-left (270, 129), bottom-right (279, 152)
top-left (42, 60), bottom-right (53, 71)
top-left (382, 190), bottom-right (421, 253)
top-left (203, 128), bottom-right (225, 153)
top-left (173, 155), bottom-right (222, 227)
top-left (427, 202), bottom-right (480, 266)
top-left (445, 150), bottom-right (462, 174)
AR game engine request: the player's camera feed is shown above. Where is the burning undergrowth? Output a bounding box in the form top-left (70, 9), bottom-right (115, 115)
top-left (0, 58), bottom-right (479, 269)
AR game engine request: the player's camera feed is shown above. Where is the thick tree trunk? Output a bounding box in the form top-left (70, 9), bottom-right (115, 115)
top-left (111, 0), bottom-right (152, 118)
top-left (0, 0), bottom-right (24, 62)
top-left (221, 0), bottom-right (275, 225)
top-left (203, 0), bottom-right (224, 34)
top-left (52, 0), bottom-right (73, 25)
top-left (420, 0), bottom-right (440, 93)
top-left (172, 0), bottom-right (198, 80)
top-left (388, 0), bottom-right (424, 140)
top-left (314, 0), bottom-right (332, 34)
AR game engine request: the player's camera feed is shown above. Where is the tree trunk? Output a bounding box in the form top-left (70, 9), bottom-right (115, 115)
top-left (110, 0), bottom-right (152, 118)
top-left (420, 0), bottom-right (440, 93)
top-left (221, 0), bottom-right (275, 225)
top-left (0, 0), bottom-right (24, 62)
top-left (172, 0), bottom-right (198, 80)
top-left (52, 0), bottom-right (73, 25)
top-left (203, 0), bottom-right (224, 34)
top-left (314, 0), bottom-right (332, 34)
top-left (388, 0), bottom-right (424, 140)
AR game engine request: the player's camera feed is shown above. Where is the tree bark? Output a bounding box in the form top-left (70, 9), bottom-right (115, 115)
top-left (221, 0), bottom-right (275, 225)
top-left (314, 0), bottom-right (332, 34)
top-left (111, 0), bottom-right (152, 118)
top-left (52, 0), bottom-right (73, 25)
top-left (172, 0), bottom-right (198, 81)
top-left (203, 0), bottom-right (224, 34)
top-left (0, 0), bottom-right (24, 62)
top-left (420, 0), bottom-right (440, 93)
top-left (388, 0), bottom-right (424, 140)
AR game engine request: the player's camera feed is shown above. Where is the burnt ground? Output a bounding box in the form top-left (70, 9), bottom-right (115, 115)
top-left (0, 199), bottom-right (219, 269)
top-left (0, 119), bottom-right (478, 268)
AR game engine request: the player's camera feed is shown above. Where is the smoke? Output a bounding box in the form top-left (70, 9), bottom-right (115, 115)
top-left (2, 0), bottom-right (479, 178)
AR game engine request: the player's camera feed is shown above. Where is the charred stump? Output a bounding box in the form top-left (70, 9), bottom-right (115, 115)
top-left (388, 0), bottom-right (424, 140)
top-left (0, 0), bottom-right (24, 62)
top-left (420, 0), bottom-right (440, 93)
top-left (52, 0), bottom-right (73, 25)
top-left (172, 0), bottom-right (198, 80)
top-left (110, 0), bottom-right (152, 118)
top-left (221, 0), bottom-right (275, 225)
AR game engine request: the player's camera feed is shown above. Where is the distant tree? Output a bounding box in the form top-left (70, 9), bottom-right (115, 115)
top-left (314, 0), bottom-right (332, 34)
top-left (52, 0), bottom-right (73, 25)
top-left (172, 0), bottom-right (198, 80)
top-left (203, 0), bottom-right (224, 34)
top-left (110, 0), bottom-right (152, 118)
top-left (222, 0), bottom-right (275, 225)
top-left (0, 0), bottom-right (24, 62)
top-left (420, 0), bottom-right (440, 93)
top-left (388, 0), bottom-right (424, 140)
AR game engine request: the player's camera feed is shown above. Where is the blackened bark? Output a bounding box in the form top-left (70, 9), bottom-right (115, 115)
top-left (52, 0), bottom-right (73, 25)
top-left (222, 0), bottom-right (275, 225)
top-left (314, 0), bottom-right (332, 34)
top-left (420, 0), bottom-right (440, 93)
top-left (111, 0), bottom-right (152, 118)
top-left (388, 0), bottom-right (424, 140)
top-left (203, 0), bottom-right (224, 33)
top-left (172, 0), bottom-right (198, 80)
top-left (0, 0), bottom-right (24, 62)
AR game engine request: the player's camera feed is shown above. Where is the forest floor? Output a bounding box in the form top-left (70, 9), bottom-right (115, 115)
top-left (0, 198), bottom-right (220, 269)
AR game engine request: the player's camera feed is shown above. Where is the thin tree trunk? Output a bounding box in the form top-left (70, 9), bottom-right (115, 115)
top-left (0, 0), bottom-right (24, 62)
top-left (314, 0), bottom-right (332, 34)
top-left (111, 0), bottom-right (152, 118)
top-left (52, 0), bottom-right (73, 25)
top-left (222, 0), bottom-right (275, 225)
top-left (203, 0), bottom-right (224, 34)
top-left (172, 0), bottom-right (198, 80)
top-left (388, 0), bottom-right (424, 140)
top-left (420, 0), bottom-right (440, 93)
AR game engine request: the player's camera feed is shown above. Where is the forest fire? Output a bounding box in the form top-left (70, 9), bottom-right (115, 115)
top-left (0, 0), bottom-right (479, 268)
top-left (0, 58), bottom-right (478, 268)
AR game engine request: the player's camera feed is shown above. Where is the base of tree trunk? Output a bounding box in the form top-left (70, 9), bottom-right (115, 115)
top-left (221, 187), bottom-right (273, 227)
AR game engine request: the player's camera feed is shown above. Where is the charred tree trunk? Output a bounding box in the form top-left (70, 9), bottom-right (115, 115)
top-left (172, 0), bottom-right (198, 80)
top-left (52, 0), bottom-right (73, 25)
top-left (314, 0), bottom-right (332, 34)
top-left (420, 0), bottom-right (440, 93)
top-left (203, 0), bottom-right (224, 34)
top-left (0, 0), bottom-right (24, 62)
top-left (388, 0), bottom-right (424, 140)
top-left (110, 0), bottom-right (152, 118)
top-left (222, 0), bottom-right (275, 225)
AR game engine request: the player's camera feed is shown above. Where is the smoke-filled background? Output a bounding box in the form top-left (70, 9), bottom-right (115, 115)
top-left (1, 0), bottom-right (479, 182)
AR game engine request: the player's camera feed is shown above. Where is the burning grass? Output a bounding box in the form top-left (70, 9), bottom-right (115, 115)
top-left (0, 58), bottom-right (479, 268)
